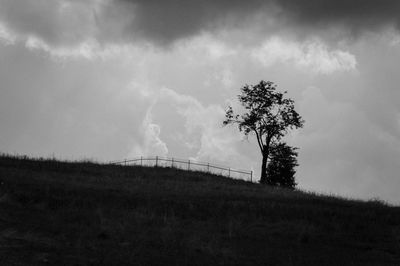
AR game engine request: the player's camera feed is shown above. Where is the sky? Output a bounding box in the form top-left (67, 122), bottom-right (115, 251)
top-left (1, 0), bottom-right (400, 204)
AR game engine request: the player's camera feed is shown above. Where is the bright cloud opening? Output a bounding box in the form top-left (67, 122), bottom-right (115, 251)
top-left (252, 37), bottom-right (357, 74)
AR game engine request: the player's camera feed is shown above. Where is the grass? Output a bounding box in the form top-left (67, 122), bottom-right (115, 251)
top-left (0, 154), bottom-right (399, 265)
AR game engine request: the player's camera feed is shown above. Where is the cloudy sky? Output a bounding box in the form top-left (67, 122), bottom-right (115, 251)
top-left (1, 0), bottom-right (400, 204)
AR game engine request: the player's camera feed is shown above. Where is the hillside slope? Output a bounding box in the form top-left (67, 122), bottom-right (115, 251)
top-left (0, 155), bottom-right (399, 265)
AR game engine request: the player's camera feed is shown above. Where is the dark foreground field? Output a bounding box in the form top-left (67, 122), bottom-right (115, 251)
top-left (0, 155), bottom-right (399, 265)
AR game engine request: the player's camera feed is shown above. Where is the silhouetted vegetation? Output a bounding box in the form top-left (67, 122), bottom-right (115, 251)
top-left (266, 142), bottom-right (298, 189)
top-left (223, 80), bottom-right (304, 184)
top-left (0, 154), bottom-right (399, 265)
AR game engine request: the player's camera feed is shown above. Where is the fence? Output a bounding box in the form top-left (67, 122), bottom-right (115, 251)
top-left (110, 156), bottom-right (253, 182)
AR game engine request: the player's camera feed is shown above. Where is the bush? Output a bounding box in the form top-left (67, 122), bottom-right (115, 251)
top-left (266, 143), bottom-right (298, 189)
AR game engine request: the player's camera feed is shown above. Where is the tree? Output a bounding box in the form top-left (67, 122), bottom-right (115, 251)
top-left (266, 142), bottom-right (298, 189)
top-left (223, 80), bottom-right (304, 183)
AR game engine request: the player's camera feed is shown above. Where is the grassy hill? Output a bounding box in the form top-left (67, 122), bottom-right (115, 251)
top-left (0, 155), bottom-right (399, 265)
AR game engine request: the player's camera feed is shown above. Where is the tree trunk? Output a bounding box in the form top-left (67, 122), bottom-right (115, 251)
top-left (260, 138), bottom-right (271, 183)
top-left (260, 152), bottom-right (268, 183)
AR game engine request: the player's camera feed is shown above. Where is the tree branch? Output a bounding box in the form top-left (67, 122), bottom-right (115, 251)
top-left (254, 128), bottom-right (264, 153)
top-left (258, 127), bottom-right (265, 147)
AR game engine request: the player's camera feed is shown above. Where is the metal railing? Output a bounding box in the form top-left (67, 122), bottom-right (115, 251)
top-left (110, 156), bottom-right (253, 182)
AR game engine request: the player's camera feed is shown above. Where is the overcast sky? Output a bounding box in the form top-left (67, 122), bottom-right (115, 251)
top-left (1, 0), bottom-right (400, 204)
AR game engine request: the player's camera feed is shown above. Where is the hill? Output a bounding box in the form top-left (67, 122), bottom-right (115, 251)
top-left (0, 154), bottom-right (399, 265)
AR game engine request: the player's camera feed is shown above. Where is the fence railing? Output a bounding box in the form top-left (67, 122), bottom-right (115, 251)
top-left (109, 156), bottom-right (253, 182)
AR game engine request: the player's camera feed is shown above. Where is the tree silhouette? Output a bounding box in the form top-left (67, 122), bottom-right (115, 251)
top-left (223, 80), bottom-right (304, 183)
top-left (266, 142), bottom-right (298, 188)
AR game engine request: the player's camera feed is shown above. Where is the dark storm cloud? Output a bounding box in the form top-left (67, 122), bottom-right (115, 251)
top-left (1, 0), bottom-right (400, 47)
top-left (117, 0), bottom-right (400, 44)
top-left (114, 0), bottom-right (266, 45)
top-left (278, 0), bottom-right (400, 35)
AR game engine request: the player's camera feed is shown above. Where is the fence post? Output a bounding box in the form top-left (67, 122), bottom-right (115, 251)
top-left (188, 160), bottom-right (190, 170)
top-left (207, 163), bottom-right (210, 172)
top-left (250, 171), bottom-right (253, 182)
top-left (156, 156), bottom-right (158, 167)
top-left (140, 156), bottom-right (143, 166)
top-left (171, 158), bottom-right (174, 168)
top-left (124, 159), bottom-right (127, 166)
top-left (228, 168), bottom-right (230, 177)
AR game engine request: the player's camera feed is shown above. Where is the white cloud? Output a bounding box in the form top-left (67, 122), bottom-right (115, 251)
top-left (217, 68), bottom-right (235, 88)
top-left (172, 33), bottom-right (237, 65)
top-left (0, 22), bottom-right (16, 45)
top-left (0, 21), bottom-right (137, 60)
top-left (141, 110), bottom-right (169, 157)
top-left (134, 87), bottom-right (251, 169)
top-left (381, 28), bottom-right (400, 46)
top-left (25, 36), bottom-right (101, 59)
top-left (252, 37), bottom-right (357, 74)
top-left (158, 88), bottom-right (240, 160)
top-left (23, 34), bottom-right (151, 61)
